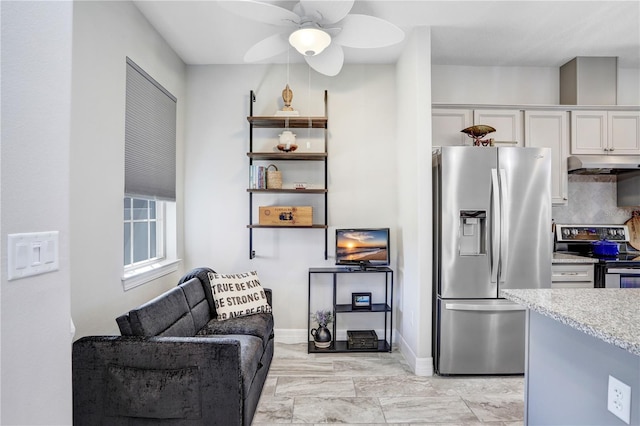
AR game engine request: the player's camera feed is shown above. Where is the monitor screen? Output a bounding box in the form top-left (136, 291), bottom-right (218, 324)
top-left (335, 228), bottom-right (390, 268)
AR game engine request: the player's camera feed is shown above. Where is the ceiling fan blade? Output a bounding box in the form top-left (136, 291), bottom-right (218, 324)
top-left (244, 33), bottom-right (290, 63)
top-left (305, 43), bottom-right (344, 76)
top-left (333, 14), bottom-right (404, 48)
top-left (298, 0), bottom-right (354, 25)
top-left (218, 0), bottom-right (300, 26)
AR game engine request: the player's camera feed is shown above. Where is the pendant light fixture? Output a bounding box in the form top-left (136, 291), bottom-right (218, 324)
top-left (288, 27), bottom-right (331, 57)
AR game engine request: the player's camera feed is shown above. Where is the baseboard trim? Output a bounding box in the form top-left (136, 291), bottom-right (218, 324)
top-left (274, 329), bottom-right (307, 344)
top-left (396, 332), bottom-right (434, 377)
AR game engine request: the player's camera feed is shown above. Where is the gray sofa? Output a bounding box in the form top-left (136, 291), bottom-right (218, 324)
top-left (72, 267), bottom-right (274, 426)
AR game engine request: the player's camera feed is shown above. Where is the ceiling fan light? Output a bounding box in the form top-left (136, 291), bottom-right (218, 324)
top-left (289, 28), bottom-right (331, 56)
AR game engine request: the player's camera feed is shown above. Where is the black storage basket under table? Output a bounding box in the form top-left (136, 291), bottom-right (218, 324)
top-left (347, 330), bottom-right (378, 350)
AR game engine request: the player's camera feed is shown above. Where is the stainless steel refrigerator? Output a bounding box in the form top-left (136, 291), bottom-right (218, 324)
top-left (432, 146), bottom-right (551, 375)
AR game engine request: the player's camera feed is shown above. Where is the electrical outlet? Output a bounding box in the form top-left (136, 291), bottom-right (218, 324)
top-left (608, 375), bottom-right (631, 424)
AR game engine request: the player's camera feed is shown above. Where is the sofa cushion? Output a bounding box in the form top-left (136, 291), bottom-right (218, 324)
top-left (205, 334), bottom-right (264, 398)
top-left (178, 267), bottom-right (217, 316)
top-left (128, 287), bottom-right (196, 337)
top-left (178, 277), bottom-right (211, 331)
top-left (197, 312), bottom-right (274, 349)
top-left (209, 271), bottom-right (272, 320)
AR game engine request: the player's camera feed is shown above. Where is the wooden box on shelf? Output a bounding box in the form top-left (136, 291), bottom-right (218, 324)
top-left (347, 330), bottom-right (378, 350)
top-left (258, 206), bottom-right (312, 226)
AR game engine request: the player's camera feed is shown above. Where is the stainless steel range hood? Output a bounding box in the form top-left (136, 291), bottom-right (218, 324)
top-left (568, 155), bottom-right (640, 174)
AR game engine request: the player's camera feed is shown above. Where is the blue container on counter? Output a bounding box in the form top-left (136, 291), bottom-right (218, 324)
top-left (591, 240), bottom-right (619, 256)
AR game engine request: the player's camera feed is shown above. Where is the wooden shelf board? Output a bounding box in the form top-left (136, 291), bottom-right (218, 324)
top-left (247, 152), bottom-right (327, 161)
top-left (247, 188), bottom-right (327, 194)
top-left (248, 116), bottom-right (327, 128)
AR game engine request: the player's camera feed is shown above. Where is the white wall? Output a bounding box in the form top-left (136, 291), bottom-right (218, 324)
top-left (395, 27), bottom-right (433, 375)
top-left (433, 64), bottom-right (640, 106)
top-left (619, 67), bottom-right (640, 106)
top-left (183, 64), bottom-right (398, 341)
top-left (1, 2), bottom-right (73, 424)
top-left (432, 65), bottom-right (560, 105)
top-left (70, 1), bottom-right (186, 338)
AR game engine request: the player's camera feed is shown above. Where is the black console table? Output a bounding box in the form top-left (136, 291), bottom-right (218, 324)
top-left (307, 267), bottom-right (393, 353)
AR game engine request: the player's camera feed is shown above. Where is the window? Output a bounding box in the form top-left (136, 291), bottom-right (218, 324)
top-left (124, 197), bottom-right (162, 267)
top-left (122, 57), bottom-right (179, 290)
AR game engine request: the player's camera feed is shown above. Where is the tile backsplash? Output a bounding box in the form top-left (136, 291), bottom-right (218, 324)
top-left (552, 175), bottom-right (638, 224)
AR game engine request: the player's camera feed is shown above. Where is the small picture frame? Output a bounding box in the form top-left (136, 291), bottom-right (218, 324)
top-left (351, 292), bottom-right (372, 310)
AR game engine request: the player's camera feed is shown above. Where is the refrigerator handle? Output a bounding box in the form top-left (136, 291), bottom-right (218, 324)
top-left (490, 169), bottom-right (500, 283)
top-left (499, 168), bottom-right (509, 283)
top-left (445, 303), bottom-right (525, 312)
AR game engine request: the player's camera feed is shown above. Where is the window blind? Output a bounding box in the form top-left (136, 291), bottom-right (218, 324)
top-left (125, 57), bottom-right (177, 201)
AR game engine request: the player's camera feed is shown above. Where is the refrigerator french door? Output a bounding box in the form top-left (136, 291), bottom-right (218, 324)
top-left (433, 146), bottom-right (551, 375)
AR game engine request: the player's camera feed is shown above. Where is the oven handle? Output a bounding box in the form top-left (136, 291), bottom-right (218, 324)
top-left (607, 268), bottom-right (640, 275)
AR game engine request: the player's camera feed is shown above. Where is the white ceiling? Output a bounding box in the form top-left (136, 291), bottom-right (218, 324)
top-left (134, 1), bottom-right (640, 69)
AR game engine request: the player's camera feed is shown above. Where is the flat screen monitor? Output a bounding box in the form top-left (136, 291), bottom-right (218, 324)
top-left (335, 228), bottom-right (390, 269)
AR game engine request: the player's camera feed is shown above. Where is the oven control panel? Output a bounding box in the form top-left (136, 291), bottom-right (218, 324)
top-left (556, 225), bottom-right (629, 242)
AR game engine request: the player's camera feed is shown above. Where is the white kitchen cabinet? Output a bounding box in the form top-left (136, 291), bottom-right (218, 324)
top-left (432, 108), bottom-right (472, 146)
top-left (432, 108), bottom-right (523, 147)
top-left (551, 263), bottom-right (594, 289)
top-left (473, 109), bottom-right (523, 147)
top-left (570, 110), bottom-right (607, 154)
top-left (524, 111), bottom-right (569, 205)
top-left (609, 110), bottom-right (640, 154)
top-left (571, 110), bottom-right (640, 155)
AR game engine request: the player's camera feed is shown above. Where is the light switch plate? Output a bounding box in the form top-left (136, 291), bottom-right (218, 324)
top-left (7, 231), bottom-right (59, 280)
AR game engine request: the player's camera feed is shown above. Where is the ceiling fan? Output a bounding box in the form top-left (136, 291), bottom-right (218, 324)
top-left (218, 0), bottom-right (405, 76)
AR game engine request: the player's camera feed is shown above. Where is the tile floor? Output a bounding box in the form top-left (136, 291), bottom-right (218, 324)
top-left (253, 343), bottom-right (525, 425)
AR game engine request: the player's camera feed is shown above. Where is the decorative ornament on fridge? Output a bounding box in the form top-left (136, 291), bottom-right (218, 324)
top-left (461, 125), bottom-right (496, 147)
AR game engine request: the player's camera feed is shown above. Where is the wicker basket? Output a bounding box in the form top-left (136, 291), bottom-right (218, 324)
top-left (266, 164), bottom-right (282, 189)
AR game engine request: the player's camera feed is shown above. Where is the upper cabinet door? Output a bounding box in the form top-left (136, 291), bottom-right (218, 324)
top-left (571, 110), bottom-right (640, 155)
top-left (473, 109), bottom-right (523, 146)
top-left (524, 111), bottom-right (569, 205)
top-left (608, 111), bottom-right (640, 155)
top-left (570, 111), bottom-right (608, 154)
top-left (432, 109), bottom-right (473, 146)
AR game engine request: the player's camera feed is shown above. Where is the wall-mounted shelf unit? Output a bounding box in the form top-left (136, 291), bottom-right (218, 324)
top-left (247, 90), bottom-right (328, 259)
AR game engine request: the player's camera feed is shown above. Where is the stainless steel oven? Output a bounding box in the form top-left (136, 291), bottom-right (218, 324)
top-left (604, 265), bottom-right (640, 288)
top-left (555, 224), bottom-right (640, 288)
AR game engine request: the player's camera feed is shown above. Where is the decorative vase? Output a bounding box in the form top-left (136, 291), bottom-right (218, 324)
top-left (278, 130), bottom-right (297, 152)
top-left (311, 324), bottom-right (332, 349)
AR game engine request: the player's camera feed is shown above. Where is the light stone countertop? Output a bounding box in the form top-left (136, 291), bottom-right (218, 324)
top-left (501, 288), bottom-right (640, 356)
top-left (552, 252), bottom-right (599, 264)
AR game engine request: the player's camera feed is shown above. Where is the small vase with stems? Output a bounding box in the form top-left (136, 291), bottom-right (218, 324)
top-left (310, 309), bottom-right (333, 349)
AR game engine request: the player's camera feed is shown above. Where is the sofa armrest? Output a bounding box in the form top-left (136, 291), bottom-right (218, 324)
top-left (73, 335), bottom-right (245, 426)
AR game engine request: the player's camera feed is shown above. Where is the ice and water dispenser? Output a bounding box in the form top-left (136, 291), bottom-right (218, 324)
top-left (459, 210), bottom-right (487, 256)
